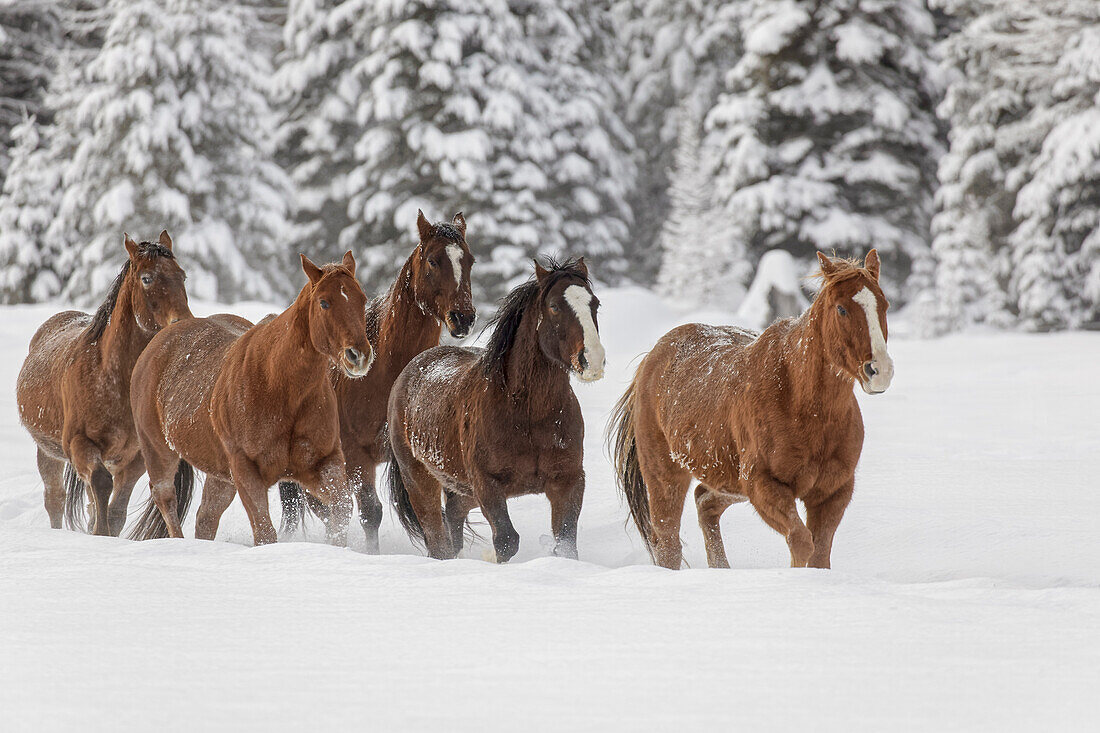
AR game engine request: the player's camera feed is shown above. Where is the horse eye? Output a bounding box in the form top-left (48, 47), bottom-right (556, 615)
top-left (320, 299), bottom-right (330, 310)
top-left (549, 303), bottom-right (560, 314)
top-left (837, 305), bottom-right (847, 317)
top-left (427, 258), bottom-right (438, 268)
top-left (140, 274), bottom-right (153, 287)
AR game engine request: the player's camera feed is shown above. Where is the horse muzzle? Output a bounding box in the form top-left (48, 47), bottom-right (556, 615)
top-left (573, 345), bottom-right (606, 383)
top-left (859, 354), bottom-right (894, 395)
top-left (340, 346), bottom-right (373, 378)
top-left (444, 310), bottom-right (476, 339)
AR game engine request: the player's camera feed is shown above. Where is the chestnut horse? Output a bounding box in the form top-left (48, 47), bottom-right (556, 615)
top-left (386, 258), bottom-right (605, 562)
top-left (609, 250), bottom-right (894, 570)
top-left (16, 232), bottom-right (191, 536)
top-left (128, 252), bottom-right (372, 545)
top-left (279, 210), bottom-right (475, 551)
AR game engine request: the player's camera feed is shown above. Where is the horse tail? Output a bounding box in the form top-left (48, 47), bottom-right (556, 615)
top-left (384, 440), bottom-right (425, 549)
top-left (278, 481), bottom-right (307, 534)
top-left (608, 377), bottom-right (655, 558)
top-left (127, 460), bottom-right (196, 541)
top-left (62, 463), bottom-right (87, 532)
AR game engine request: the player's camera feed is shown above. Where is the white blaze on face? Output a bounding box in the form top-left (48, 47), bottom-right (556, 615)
top-left (852, 286), bottom-right (894, 394)
top-left (563, 284), bottom-right (605, 382)
top-left (446, 244), bottom-right (463, 287)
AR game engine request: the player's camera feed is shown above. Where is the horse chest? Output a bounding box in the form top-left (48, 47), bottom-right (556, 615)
top-left (765, 412), bottom-right (863, 494)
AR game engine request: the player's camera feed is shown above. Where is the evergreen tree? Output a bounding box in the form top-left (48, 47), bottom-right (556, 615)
top-left (657, 103), bottom-right (748, 309)
top-left (704, 0), bottom-right (944, 301)
top-left (0, 1), bottom-right (61, 184)
top-left (50, 0), bottom-right (292, 302)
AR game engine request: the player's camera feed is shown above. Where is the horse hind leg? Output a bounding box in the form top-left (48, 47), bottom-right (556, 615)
top-left (105, 455), bottom-right (146, 537)
top-left (37, 448), bottom-right (66, 529)
top-left (694, 484), bottom-right (742, 569)
top-left (749, 474), bottom-right (814, 568)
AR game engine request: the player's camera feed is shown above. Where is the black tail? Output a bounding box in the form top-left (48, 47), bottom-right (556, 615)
top-left (279, 481), bottom-right (308, 534)
top-left (608, 378), bottom-right (654, 558)
top-left (127, 461), bottom-right (196, 541)
top-left (62, 463), bottom-right (87, 532)
top-left (385, 442), bottom-right (425, 548)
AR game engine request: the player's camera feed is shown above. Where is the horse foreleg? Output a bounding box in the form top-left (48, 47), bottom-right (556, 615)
top-left (68, 436), bottom-right (110, 534)
top-left (804, 480), bottom-right (854, 569)
top-left (473, 477), bottom-right (520, 564)
top-left (546, 474), bottom-right (584, 560)
top-left (195, 477), bottom-right (236, 541)
top-left (106, 455), bottom-right (145, 537)
top-left (750, 474), bottom-right (814, 568)
top-left (306, 454), bottom-right (352, 547)
top-left (229, 454), bottom-right (277, 546)
top-left (346, 450), bottom-right (382, 554)
top-left (37, 448), bottom-right (66, 529)
top-left (444, 490), bottom-right (478, 557)
top-left (694, 485), bottom-right (741, 569)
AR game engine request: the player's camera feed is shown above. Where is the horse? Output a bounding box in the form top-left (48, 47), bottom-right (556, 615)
top-left (127, 251), bottom-right (372, 546)
top-left (15, 231), bottom-right (191, 536)
top-left (385, 257), bottom-right (605, 562)
top-left (278, 210), bottom-right (475, 552)
top-left (608, 250), bottom-right (894, 570)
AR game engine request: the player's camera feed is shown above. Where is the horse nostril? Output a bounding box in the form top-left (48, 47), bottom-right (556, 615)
top-left (577, 350), bottom-right (588, 370)
top-left (864, 362), bottom-right (877, 379)
top-left (346, 348), bottom-right (361, 365)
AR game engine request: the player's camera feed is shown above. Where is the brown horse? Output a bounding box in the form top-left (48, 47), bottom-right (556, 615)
top-left (279, 210), bottom-right (475, 552)
top-left (386, 258), bottom-right (605, 562)
top-left (16, 232), bottom-right (191, 536)
top-left (128, 252), bottom-right (372, 545)
top-left (609, 250), bottom-right (894, 570)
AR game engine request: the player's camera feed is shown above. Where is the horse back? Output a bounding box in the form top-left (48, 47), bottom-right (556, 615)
top-left (16, 311), bottom-right (93, 451)
top-left (132, 315), bottom-right (253, 479)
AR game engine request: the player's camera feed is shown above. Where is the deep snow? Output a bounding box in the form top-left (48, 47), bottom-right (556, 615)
top-left (1, 287), bottom-right (1097, 731)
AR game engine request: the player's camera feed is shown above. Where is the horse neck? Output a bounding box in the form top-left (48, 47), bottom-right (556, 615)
top-left (372, 258), bottom-right (441, 372)
top-left (784, 301), bottom-right (856, 413)
top-left (262, 286), bottom-right (329, 385)
top-left (98, 275), bottom-right (152, 371)
top-left (500, 308), bottom-right (571, 417)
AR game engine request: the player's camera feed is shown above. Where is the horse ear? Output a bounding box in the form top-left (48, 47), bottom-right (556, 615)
top-left (417, 209), bottom-right (432, 243)
top-left (574, 256), bottom-right (588, 279)
top-left (124, 233), bottom-right (139, 260)
top-left (158, 230), bottom-right (173, 251)
top-left (864, 249), bottom-right (880, 281)
top-left (534, 259), bottom-right (550, 282)
top-left (451, 211), bottom-right (466, 237)
top-left (341, 249), bottom-right (356, 276)
top-left (300, 254), bottom-right (323, 286)
top-left (817, 251), bottom-right (840, 280)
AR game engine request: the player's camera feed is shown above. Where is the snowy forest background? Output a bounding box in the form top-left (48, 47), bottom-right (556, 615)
top-left (0, 0), bottom-right (1097, 332)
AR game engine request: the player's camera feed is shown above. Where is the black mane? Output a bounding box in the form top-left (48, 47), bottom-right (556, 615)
top-left (84, 241), bottom-right (175, 343)
top-left (480, 257), bottom-right (589, 379)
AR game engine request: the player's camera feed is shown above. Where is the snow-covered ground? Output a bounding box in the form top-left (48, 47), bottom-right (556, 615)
top-left (1, 288), bottom-right (1097, 731)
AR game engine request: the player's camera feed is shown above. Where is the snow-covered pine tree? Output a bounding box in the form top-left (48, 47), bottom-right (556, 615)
top-left (704, 0), bottom-right (944, 302)
top-left (0, 1), bottom-right (61, 185)
top-left (656, 103), bottom-right (748, 309)
top-left (931, 0), bottom-right (1100, 331)
top-left (612, 0), bottom-right (742, 281)
top-left (291, 0), bottom-right (634, 299)
top-left (50, 0), bottom-right (292, 302)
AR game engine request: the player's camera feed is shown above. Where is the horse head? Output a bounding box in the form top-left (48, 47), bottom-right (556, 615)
top-left (300, 251), bottom-right (373, 378)
top-left (815, 249), bottom-right (894, 395)
top-left (534, 257), bottom-right (605, 383)
top-left (124, 230), bottom-right (191, 332)
top-left (412, 210), bottom-right (476, 338)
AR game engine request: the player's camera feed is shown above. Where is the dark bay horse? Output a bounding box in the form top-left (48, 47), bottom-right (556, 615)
top-left (128, 252), bottom-right (372, 545)
top-left (16, 232), bottom-right (191, 535)
top-left (279, 210), bottom-right (475, 552)
top-left (609, 250), bottom-right (894, 569)
top-left (386, 258), bottom-right (605, 562)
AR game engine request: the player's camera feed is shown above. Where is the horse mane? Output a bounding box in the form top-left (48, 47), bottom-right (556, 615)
top-left (84, 241), bottom-right (174, 343)
top-left (480, 257), bottom-right (589, 379)
top-left (810, 254), bottom-right (872, 293)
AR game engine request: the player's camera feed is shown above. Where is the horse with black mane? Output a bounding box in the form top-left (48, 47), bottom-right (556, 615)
top-left (609, 250), bottom-right (893, 569)
top-left (386, 257), bottom-right (604, 562)
top-left (128, 252), bottom-right (372, 546)
top-left (16, 231), bottom-right (191, 535)
top-left (279, 211), bottom-right (475, 552)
